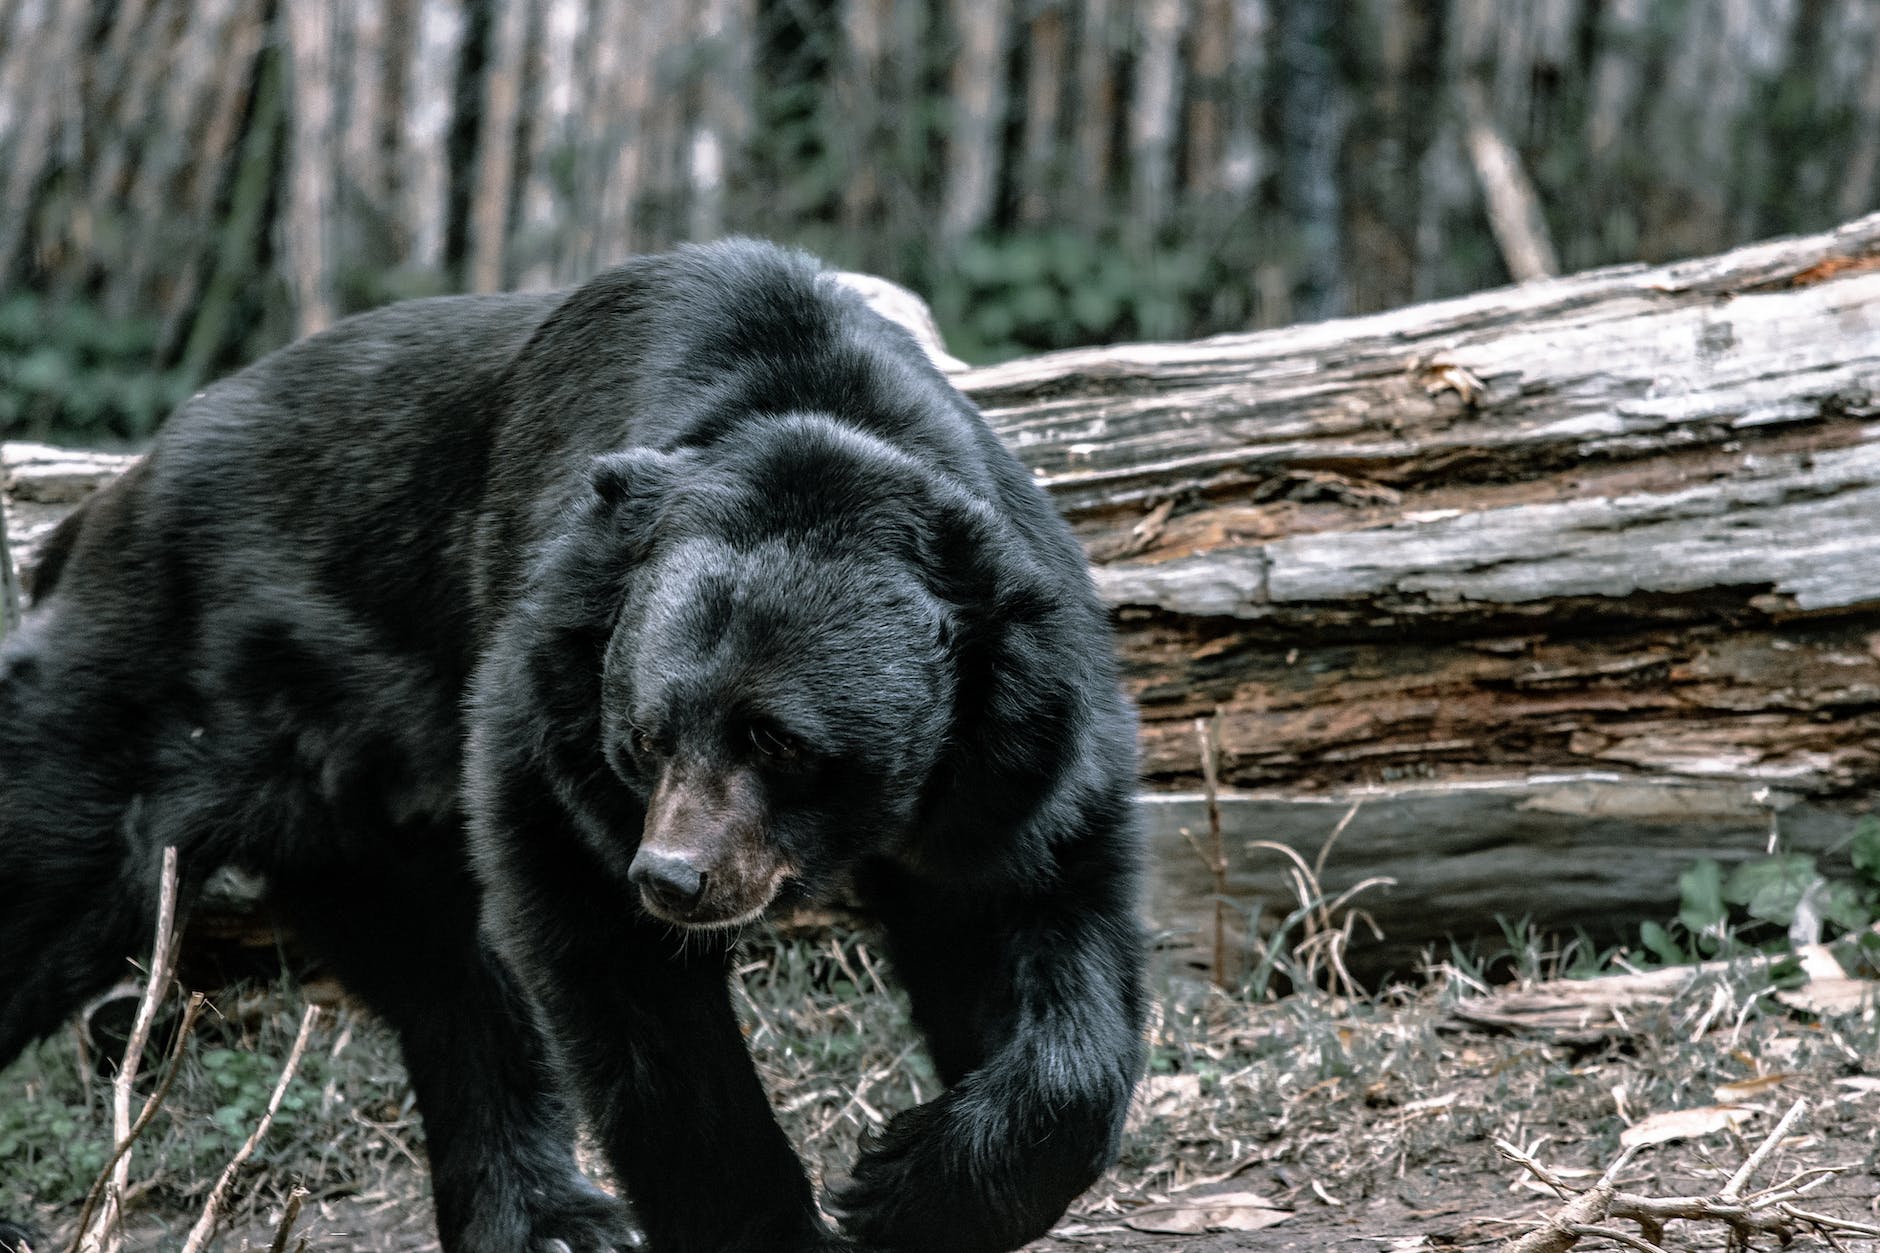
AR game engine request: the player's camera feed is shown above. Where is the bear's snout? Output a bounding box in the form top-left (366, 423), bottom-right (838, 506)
top-left (635, 763), bottom-right (791, 927)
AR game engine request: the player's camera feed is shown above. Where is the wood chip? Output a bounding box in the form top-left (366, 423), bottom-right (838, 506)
top-left (1123, 1191), bottom-right (1293, 1235)
top-left (1620, 1104), bottom-right (1755, 1147)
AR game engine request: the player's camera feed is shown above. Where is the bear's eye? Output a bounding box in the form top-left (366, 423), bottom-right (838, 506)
top-left (747, 721), bottom-right (804, 763)
top-left (629, 726), bottom-right (659, 758)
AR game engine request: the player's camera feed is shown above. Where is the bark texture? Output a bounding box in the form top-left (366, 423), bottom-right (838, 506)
top-left (969, 214), bottom-right (1880, 802)
top-left (7, 216), bottom-right (1880, 973)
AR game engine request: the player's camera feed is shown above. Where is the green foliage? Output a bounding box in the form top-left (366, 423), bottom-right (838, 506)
top-left (0, 295), bottom-right (193, 443)
top-left (0, 1040), bottom-right (111, 1201)
top-left (0, 1018), bottom-right (332, 1218)
top-left (1636, 818), bottom-right (1880, 967)
top-left (196, 1045), bottom-right (319, 1143)
top-left (1852, 815), bottom-right (1880, 879)
top-left (928, 231), bottom-right (1215, 364)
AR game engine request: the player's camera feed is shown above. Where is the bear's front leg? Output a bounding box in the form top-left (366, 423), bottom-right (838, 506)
top-left (481, 828), bottom-right (843, 1253)
top-left (837, 865), bottom-right (1147, 1253)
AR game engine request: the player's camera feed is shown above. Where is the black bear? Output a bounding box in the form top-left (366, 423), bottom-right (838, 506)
top-left (0, 241), bottom-right (1147, 1253)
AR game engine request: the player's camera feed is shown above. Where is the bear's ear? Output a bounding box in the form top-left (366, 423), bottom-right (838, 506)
top-left (588, 447), bottom-right (684, 510)
top-left (913, 487), bottom-right (1087, 875)
top-left (915, 482), bottom-right (1057, 632)
top-left (585, 447), bottom-right (699, 562)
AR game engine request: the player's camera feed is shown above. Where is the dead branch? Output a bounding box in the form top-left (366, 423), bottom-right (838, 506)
top-left (65, 992), bottom-right (206, 1253)
top-left (72, 846), bottom-right (184, 1253)
top-left (0, 490), bottom-right (17, 636)
top-left (1495, 1100), bottom-right (1880, 1253)
top-left (1459, 80), bottom-right (1559, 281)
top-left (265, 1185), bottom-right (309, 1253)
top-left (1445, 928), bottom-right (1878, 1044)
top-left (1191, 712), bottom-right (1229, 987)
top-left (179, 1003), bottom-right (322, 1253)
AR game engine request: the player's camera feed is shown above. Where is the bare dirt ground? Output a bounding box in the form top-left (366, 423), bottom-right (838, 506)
top-left (5, 929), bottom-right (1877, 1252)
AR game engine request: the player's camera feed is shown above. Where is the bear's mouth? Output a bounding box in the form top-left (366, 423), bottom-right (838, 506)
top-left (641, 896), bottom-right (771, 931)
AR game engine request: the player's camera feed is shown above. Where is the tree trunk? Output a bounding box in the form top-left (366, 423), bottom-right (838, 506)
top-left (940, 0), bottom-right (1011, 247)
top-left (8, 216), bottom-right (1880, 976)
top-left (283, 4), bottom-right (339, 334)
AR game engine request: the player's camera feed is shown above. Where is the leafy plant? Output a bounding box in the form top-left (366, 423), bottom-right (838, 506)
top-left (196, 1045), bottom-right (317, 1142)
top-left (0, 1039), bottom-right (111, 1201)
top-left (0, 294), bottom-right (193, 443)
top-left (927, 231), bottom-right (1215, 364)
top-left (1638, 817), bottom-right (1880, 966)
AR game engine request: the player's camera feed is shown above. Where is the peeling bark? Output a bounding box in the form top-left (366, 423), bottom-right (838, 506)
top-left (958, 214), bottom-right (1880, 812)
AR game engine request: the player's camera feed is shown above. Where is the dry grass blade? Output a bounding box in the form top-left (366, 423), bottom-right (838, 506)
top-left (179, 1004), bottom-right (322, 1253)
top-left (1244, 820), bottom-right (1393, 999)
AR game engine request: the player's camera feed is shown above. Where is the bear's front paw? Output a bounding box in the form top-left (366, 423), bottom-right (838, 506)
top-left (0, 1219), bottom-right (47, 1253)
top-left (832, 1100), bottom-right (1019, 1253)
top-left (833, 1086), bottom-right (1111, 1253)
top-left (524, 1181), bottom-right (645, 1253)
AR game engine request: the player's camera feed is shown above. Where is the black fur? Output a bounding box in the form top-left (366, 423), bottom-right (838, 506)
top-left (0, 241), bottom-right (1147, 1253)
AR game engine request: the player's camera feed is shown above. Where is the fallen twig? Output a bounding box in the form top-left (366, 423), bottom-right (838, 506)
top-left (71, 846), bottom-right (184, 1253)
top-left (66, 992), bottom-right (206, 1253)
top-left (1190, 713), bottom-right (1229, 988)
top-left (266, 1185), bottom-right (309, 1253)
top-left (179, 1004), bottom-right (322, 1253)
top-left (1496, 1099), bottom-right (1880, 1252)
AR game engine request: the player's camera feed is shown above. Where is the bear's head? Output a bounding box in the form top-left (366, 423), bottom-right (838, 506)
top-left (581, 414), bottom-right (1061, 928)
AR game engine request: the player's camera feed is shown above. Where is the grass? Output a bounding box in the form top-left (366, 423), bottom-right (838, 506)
top-left (3, 916), bottom-right (1877, 1251)
top-left (1, 987), bottom-right (418, 1248)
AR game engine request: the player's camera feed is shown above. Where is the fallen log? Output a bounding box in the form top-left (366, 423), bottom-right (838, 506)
top-left (8, 215), bottom-right (1880, 977)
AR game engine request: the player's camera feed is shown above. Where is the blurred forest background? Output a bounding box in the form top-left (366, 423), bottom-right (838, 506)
top-left (2, 0), bottom-right (1878, 445)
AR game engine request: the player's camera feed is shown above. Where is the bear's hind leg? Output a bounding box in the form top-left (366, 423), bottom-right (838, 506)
top-left (0, 706), bottom-right (162, 1074)
top-left (270, 838), bottom-right (640, 1253)
top-left (0, 840), bottom-right (156, 1069)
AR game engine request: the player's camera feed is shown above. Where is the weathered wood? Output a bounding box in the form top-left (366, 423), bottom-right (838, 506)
top-left (1142, 778), bottom-right (1863, 978)
top-left (9, 219), bottom-right (1880, 973)
top-left (1441, 924), bottom-right (1879, 1043)
top-left (3, 443), bottom-right (135, 573)
top-left (957, 215), bottom-right (1880, 813)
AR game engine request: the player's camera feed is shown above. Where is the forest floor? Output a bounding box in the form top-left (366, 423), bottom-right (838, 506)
top-left (3, 925), bottom-right (1877, 1253)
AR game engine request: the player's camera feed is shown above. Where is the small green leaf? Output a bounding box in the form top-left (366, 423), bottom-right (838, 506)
top-left (1851, 816), bottom-right (1880, 883)
top-left (1678, 858), bottom-right (1727, 933)
top-left (1765, 953), bottom-right (1807, 988)
top-left (1726, 855), bottom-right (1816, 924)
top-left (1819, 879), bottom-right (1873, 933)
top-left (1639, 920), bottom-right (1686, 965)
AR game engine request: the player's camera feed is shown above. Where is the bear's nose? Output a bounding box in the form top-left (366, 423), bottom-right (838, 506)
top-left (629, 850), bottom-right (708, 916)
